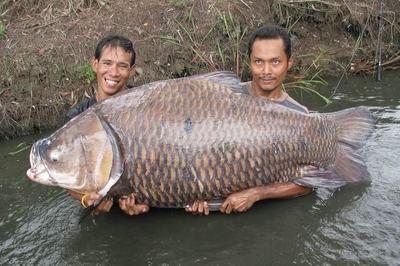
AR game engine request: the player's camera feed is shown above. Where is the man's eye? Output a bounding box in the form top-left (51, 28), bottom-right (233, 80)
top-left (272, 60), bottom-right (280, 64)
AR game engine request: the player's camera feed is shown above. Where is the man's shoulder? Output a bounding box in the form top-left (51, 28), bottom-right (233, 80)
top-left (238, 81), bottom-right (251, 94)
top-left (281, 92), bottom-right (309, 113)
top-left (65, 97), bottom-right (97, 122)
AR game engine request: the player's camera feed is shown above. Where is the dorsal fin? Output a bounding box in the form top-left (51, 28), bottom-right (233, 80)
top-left (188, 71), bottom-right (246, 93)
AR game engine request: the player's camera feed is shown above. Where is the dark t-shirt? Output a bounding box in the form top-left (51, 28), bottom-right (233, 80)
top-left (65, 97), bottom-right (97, 122)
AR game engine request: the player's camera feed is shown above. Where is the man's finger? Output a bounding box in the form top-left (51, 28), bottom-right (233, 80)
top-left (192, 201), bottom-right (198, 213)
top-left (204, 202), bottom-right (209, 215)
top-left (118, 198), bottom-right (127, 211)
top-left (198, 202), bottom-right (204, 214)
top-left (225, 203), bottom-right (232, 214)
top-left (220, 199), bottom-right (229, 213)
top-left (137, 204), bottom-right (149, 214)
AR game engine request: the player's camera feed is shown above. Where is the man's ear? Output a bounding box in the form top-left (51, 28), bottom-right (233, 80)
top-left (288, 57), bottom-right (293, 70)
top-left (91, 57), bottom-right (98, 73)
top-left (129, 65), bottom-right (136, 78)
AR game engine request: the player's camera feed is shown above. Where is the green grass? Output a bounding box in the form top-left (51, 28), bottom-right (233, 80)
top-left (168, 0), bottom-right (188, 7)
top-left (0, 22), bottom-right (6, 39)
top-left (216, 9), bottom-right (247, 75)
top-left (78, 62), bottom-right (96, 84)
top-left (286, 50), bottom-right (332, 104)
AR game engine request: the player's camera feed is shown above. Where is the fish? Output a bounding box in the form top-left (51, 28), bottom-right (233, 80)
top-left (26, 71), bottom-right (374, 208)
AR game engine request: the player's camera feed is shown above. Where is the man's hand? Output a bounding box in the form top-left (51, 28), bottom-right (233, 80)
top-left (67, 189), bottom-right (114, 214)
top-left (93, 196), bottom-right (114, 215)
top-left (67, 190), bottom-right (149, 216)
top-left (118, 193), bottom-right (149, 216)
top-left (185, 200), bottom-right (210, 215)
top-left (220, 188), bottom-right (258, 214)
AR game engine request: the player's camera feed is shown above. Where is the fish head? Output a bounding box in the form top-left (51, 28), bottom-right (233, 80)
top-left (27, 111), bottom-right (123, 195)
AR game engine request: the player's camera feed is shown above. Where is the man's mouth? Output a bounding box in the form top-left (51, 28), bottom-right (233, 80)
top-left (260, 76), bottom-right (275, 82)
top-left (105, 79), bottom-right (118, 86)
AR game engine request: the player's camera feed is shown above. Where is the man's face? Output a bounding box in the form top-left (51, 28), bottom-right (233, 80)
top-left (91, 45), bottom-right (135, 100)
top-left (250, 38), bottom-right (292, 93)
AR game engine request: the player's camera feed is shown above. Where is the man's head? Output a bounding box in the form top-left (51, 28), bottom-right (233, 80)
top-left (91, 35), bottom-right (136, 101)
top-left (248, 25), bottom-right (293, 97)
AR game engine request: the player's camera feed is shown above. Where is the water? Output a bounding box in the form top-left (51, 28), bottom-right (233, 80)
top-left (1, 71), bottom-right (400, 265)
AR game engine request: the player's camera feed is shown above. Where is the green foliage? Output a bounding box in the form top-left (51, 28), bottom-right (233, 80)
top-left (78, 62), bottom-right (96, 84)
top-left (160, 6), bottom-right (247, 76)
top-left (215, 9), bottom-right (247, 74)
top-left (0, 22), bottom-right (6, 39)
top-left (168, 0), bottom-right (188, 7)
top-left (285, 51), bottom-right (332, 104)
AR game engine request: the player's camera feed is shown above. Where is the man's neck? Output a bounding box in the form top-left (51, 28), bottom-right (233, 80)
top-left (95, 93), bottom-right (107, 102)
top-left (250, 82), bottom-right (283, 101)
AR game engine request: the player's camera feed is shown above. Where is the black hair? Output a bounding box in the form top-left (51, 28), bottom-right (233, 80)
top-left (247, 25), bottom-right (291, 59)
top-left (94, 35), bottom-right (136, 66)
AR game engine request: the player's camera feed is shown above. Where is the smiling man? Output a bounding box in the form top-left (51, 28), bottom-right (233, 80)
top-left (66, 35), bottom-right (136, 121)
top-left (187, 25), bottom-right (313, 215)
top-left (65, 35), bottom-right (149, 216)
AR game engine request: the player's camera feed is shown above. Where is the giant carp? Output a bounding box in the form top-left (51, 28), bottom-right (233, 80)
top-left (27, 72), bottom-right (374, 208)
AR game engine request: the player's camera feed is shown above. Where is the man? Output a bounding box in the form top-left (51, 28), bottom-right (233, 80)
top-left (66, 35), bottom-right (149, 215)
top-left (186, 25), bottom-right (313, 215)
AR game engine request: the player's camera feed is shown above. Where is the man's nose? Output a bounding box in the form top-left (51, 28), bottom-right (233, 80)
top-left (108, 64), bottom-right (119, 76)
top-left (262, 63), bottom-right (271, 74)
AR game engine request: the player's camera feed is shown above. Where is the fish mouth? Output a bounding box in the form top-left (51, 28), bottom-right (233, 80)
top-left (26, 143), bottom-right (38, 180)
top-left (26, 142), bottom-right (56, 186)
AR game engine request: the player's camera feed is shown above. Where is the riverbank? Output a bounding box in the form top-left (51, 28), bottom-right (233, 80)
top-left (0, 0), bottom-right (399, 139)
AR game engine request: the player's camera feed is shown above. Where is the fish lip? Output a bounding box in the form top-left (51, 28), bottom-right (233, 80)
top-left (27, 141), bottom-right (55, 185)
top-left (26, 168), bottom-right (35, 179)
top-left (27, 144), bottom-right (37, 179)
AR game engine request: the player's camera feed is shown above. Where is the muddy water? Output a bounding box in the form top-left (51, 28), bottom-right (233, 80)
top-left (1, 71), bottom-right (399, 265)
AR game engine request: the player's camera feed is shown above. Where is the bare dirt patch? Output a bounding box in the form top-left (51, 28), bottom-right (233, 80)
top-left (0, 0), bottom-right (399, 139)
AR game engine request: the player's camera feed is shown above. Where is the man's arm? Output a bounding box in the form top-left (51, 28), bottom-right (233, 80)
top-left (186, 183), bottom-right (312, 215)
top-left (220, 182), bottom-right (312, 214)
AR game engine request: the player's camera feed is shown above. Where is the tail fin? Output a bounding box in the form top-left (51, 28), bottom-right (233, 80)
top-left (329, 106), bottom-right (375, 183)
top-left (325, 106), bottom-right (375, 149)
top-left (294, 106), bottom-right (375, 189)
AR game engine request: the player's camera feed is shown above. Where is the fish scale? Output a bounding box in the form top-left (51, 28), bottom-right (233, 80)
top-left (117, 83), bottom-right (325, 206)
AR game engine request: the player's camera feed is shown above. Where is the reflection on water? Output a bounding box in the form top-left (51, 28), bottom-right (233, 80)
top-left (1, 71), bottom-right (400, 264)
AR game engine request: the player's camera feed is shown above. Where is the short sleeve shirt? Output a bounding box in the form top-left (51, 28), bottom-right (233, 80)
top-left (240, 81), bottom-right (308, 114)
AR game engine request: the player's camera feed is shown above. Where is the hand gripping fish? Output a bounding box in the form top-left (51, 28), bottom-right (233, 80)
top-left (26, 72), bottom-right (374, 211)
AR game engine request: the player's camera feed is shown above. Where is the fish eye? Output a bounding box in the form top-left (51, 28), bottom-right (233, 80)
top-left (50, 154), bottom-right (59, 162)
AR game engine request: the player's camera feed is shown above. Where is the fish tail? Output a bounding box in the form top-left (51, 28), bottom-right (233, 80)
top-left (294, 107), bottom-right (374, 188)
top-left (326, 106), bottom-right (375, 149)
top-left (328, 106), bottom-right (374, 183)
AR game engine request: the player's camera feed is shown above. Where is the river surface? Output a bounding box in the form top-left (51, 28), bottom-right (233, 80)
top-left (1, 71), bottom-right (399, 265)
